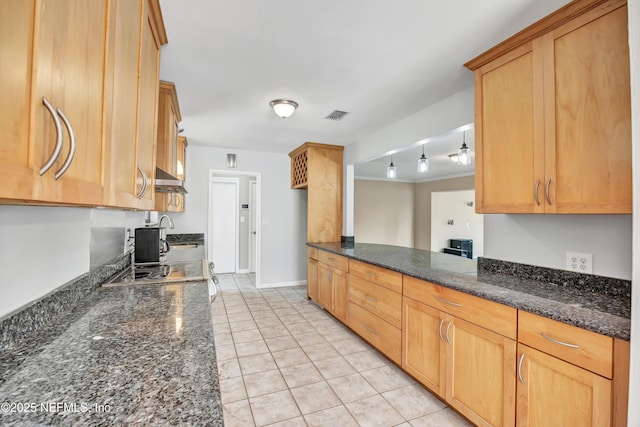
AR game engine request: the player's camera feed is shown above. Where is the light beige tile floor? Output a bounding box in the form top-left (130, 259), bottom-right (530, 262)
top-left (212, 273), bottom-right (472, 427)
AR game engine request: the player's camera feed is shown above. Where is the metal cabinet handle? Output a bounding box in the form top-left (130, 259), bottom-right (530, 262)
top-left (176, 194), bottom-right (181, 208)
top-left (365, 295), bottom-right (378, 303)
top-left (365, 271), bottom-right (380, 278)
top-left (545, 179), bottom-right (552, 205)
top-left (40, 97), bottom-right (63, 176)
top-left (364, 325), bottom-right (378, 335)
top-left (328, 269), bottom-right (333, 282)
top-left (438, 319), bottom-right (445, 341)
top-left (534, 179), bottom-right (541, 205)
top-left (445, 322), bottom-right (452, 345)
top-left (541, 333), bottom-right (579, 349)
top-left (142, 168), bottom-right (149, 197)
top-left (136, 166), bottom-right (146, 198)
top-left (518, 353), bottom-right (525, 384)
top-left (435, 295), bottom-right (462, 307)
top-left (54, 108), bottom-right (76, 179)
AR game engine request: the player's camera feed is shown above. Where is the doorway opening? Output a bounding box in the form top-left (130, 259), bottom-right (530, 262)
top-left (208, 170), bottom-right (261, 286)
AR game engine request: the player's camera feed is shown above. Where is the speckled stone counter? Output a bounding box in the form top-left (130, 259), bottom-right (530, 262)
top-left (0, 281), bottom-right (222, 426)
top-left (308, 242), bottom-right (631, 340)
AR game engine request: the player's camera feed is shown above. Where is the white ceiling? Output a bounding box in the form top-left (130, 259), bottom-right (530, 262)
top-left (159, 0), bottom-right (571, 159)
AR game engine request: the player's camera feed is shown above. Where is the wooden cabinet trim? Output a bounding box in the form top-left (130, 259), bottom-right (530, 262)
top-left (464, 0), bottom-right (625, 70)
top-left (147, 0), bottom-right (167, 45)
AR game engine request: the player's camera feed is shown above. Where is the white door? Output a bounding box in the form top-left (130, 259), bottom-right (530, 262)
top-left (249, 180), bottom-right (257, 272)
top-left (211, 178), bottom-right (239, 273)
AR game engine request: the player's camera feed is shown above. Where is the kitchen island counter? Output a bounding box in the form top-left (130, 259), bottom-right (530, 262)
top-left (0, 280), bottom-right (221, 426)
top-left (308, 242), bottom-right (631, 340)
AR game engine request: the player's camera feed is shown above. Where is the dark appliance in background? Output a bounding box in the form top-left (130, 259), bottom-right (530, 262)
top-left (134, 227), bottom-right (169, 265)
top-left (443, 238), bottom-right (473, 259)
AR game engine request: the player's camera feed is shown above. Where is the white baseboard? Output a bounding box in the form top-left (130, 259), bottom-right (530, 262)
top-left (237, 269), bottom-right (250, 274)
top-left (256, 280), bottom-right (307, 289)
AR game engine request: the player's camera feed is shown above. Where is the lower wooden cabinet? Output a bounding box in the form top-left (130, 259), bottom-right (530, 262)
top-left (316, 256), bottom-right (348, 324)
top-left (516, 343), bottom-right (611, 426)
top-left (402, 296), bottom-right (516, 427)
top-left (349, 302), bottom-right (401, 364)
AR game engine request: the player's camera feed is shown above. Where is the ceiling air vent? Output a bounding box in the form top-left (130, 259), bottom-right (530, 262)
top-left (325, 110), bottom-right (349, 121)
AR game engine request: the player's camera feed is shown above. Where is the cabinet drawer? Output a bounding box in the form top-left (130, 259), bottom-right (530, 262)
top-left (317, 250), bottom-right (349, 271)
top-left (349, 259), bottom-right (402, 293)
top-left (518, 310), bottom-right (613, 378)
top-left (403, 276), bottom-right (516, 339)
top-left (349, 302), bottom-right (401, 364)
top-left (349, 274), bottom-right (402, 328)
top-left (307, 247), bottom-right (318, 260)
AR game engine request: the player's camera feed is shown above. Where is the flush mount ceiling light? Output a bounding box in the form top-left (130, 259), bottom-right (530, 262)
top-left (269, 99), bottom-right (298, 118)
top-left (387, 156), bottom-right (396, 179)
top-left (457, 131), bottom-right (472, 166)
top-left (418, 145), bottom-right (428, 173)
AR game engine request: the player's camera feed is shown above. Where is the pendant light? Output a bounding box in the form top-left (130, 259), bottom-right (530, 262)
top-left (457, 131), bottom-right (471, 166)
top-left (386, 156), bottom-right (396, 179)
top-left (418, 145), bottom-right (428, 173)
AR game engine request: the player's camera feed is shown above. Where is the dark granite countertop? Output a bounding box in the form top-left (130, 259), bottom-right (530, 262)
top-left (0, 281), bottom-right (222, 426)
top-left (308, 242), bottom-right (631, 341)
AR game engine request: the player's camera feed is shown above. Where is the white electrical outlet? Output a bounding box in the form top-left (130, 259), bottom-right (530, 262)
top-left (566, 252), bottom-right (593, 274)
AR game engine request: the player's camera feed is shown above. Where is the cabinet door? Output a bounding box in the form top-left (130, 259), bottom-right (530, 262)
top-left (31, 0), bottom-right (108, 205)
top-left (135, 0), bottom-right (160, 210)
top-left (543, 5), bottom-right (631, 213)
top-left (474, 42), bottom-right (544, 214)
top-left (402, 297), bottom-right (446, 397)
top-left (516, 344), bottom-right (611, 426)
top-left (0, 0), bottom-right (35, 200)
top-left (332, 268), bottom-right (348, 323)
top-left (307, 258), bottom-right (318, 301)
top-left (317, 263), bottom-right (332, 310)
top-left (446, 316), bottom-right (516, 427)
top-left (103, 0), bottom-right (143, 208)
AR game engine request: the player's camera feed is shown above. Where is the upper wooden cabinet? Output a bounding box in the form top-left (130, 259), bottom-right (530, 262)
top-left (173, 136), bottom-right (188, 212)
top-left (466, 0), bottom-right (631, 214)
top-left (0, 0), bottom-right (167, 209)
top-left (289, 142), bottom-right (344, 242)
top-left (104, 0), bottom-right (165, 210)
top-left (154, 81), bottom-right (182, 212)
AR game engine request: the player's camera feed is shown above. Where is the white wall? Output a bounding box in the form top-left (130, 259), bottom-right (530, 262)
top-left (484, 215), bottom-right (631, 280)
top-left (171, 144), bottom-right (307, 286)
top-left (431, 190), bottom-right (483, 258)
top-left (414, 175), bottom-right (475, 250)
top-left (628, 0), bottom-right (639, 423)
top-left (0, 206), bottom-right (145, 318)
top-left (354, 179), bottom-right (415, 247)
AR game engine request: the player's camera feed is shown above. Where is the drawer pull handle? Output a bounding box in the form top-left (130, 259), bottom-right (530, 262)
top-left (534, 179), bottom-right (541, 206)
top-left (364, 325), bottom-right (378, 335)
top-left (540, 333), bottom-right (579, 349)
top-left (435, 296), bottom-right (462, 307)
top-left (365, 295), bottom-right (378, 303)
top-left (445, 322), bottom-right (452, 345)
top-left (517, 353), bottom-right (525, 384)
top-left (438, 319), bottom-right (445, 341)
top-left (365, 271), bottom-right (380, 278)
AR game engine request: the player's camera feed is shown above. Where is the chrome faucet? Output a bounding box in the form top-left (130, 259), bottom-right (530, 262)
top-left (159, 214), bottom-right (175, 229)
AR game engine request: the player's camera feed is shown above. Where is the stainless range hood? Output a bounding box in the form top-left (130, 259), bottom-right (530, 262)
top-left (154, 167), bottom-right (188, 194)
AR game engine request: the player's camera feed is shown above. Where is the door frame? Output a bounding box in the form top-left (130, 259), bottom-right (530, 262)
top-left (208, 170), bottom-right (262, 285)
top-left (249, 180), bottom-right (257, 273)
